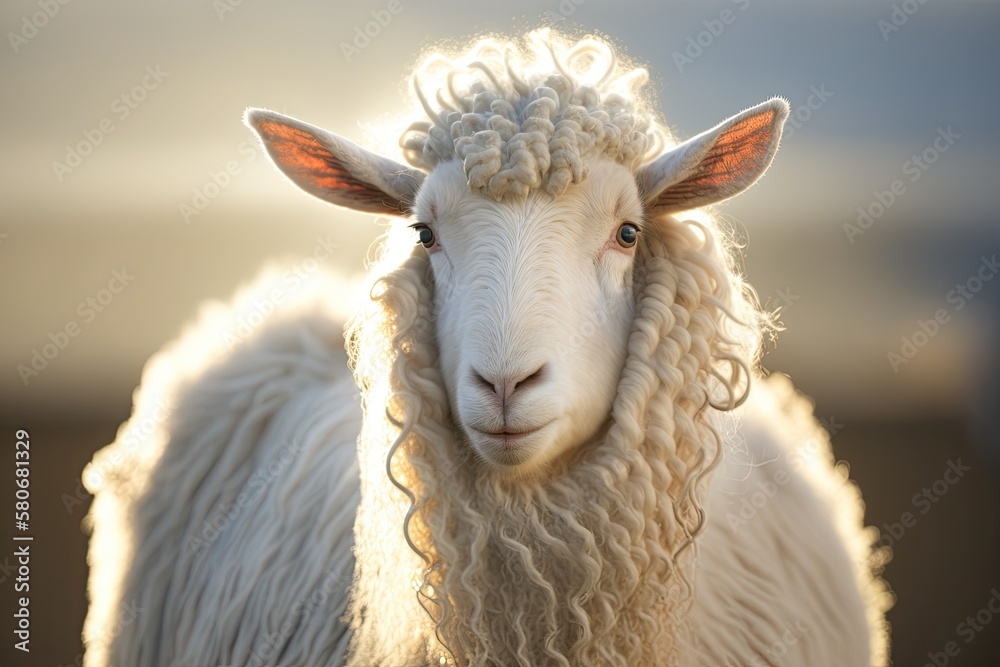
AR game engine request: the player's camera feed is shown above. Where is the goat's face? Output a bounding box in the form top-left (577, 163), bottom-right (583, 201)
top-left (246, 97), bottom-right (787, 475)
top-left (413, 158), bottom-right (641, 472)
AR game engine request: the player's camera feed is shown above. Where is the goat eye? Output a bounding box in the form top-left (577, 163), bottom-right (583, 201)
top-left (616, 222), bottom-right (639, 248)
top-left (413, 224), bottom-right (435, 248)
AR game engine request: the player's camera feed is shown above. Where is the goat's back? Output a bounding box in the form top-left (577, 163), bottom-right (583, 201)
top-left (83, 271), bottom-right (362, 667)
top-left (684, 374), bottom-right (891, 666)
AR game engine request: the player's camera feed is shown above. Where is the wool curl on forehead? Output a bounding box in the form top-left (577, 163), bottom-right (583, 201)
top-left (399, 31), bottom-right (668, 200)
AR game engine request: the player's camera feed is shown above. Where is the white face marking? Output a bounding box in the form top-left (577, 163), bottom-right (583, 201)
top-left (413, 159), bottom-right (644, 474)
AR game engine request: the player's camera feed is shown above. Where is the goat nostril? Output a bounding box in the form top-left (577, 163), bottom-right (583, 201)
top-left (471, 364), bottom-right (546, 400)
top-left (471, 368), bottom-right (497, 395)
top-left (513, 364), bottom-right (545, 393)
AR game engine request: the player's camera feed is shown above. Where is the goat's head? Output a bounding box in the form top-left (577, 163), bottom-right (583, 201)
top-left (246, 45), bottom-right (787, 477)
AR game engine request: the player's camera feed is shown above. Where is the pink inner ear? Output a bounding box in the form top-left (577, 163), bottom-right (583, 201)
top-left (691, 107), bottom-right (777, 187)
top-left (256, 120), bottom-right (375, 199)
top-left (651, 107), bottom-right (779, 213)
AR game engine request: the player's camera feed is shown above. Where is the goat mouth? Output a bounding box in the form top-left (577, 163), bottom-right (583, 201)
top-left (465, 421), bottom-right (558, 471)
top-left (488, 428), bottom-right (540, 437)
top-left (470, 422), bottom-right (551, 440)
top-left (464, 419), bottom-right (557, 471)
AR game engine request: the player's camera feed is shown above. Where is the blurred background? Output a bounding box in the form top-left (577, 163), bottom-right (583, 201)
top-left (1, 0), bottom-right (998, 664)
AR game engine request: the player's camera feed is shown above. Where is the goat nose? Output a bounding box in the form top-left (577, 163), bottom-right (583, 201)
top-left (471, 364), bottom-right (546, 404)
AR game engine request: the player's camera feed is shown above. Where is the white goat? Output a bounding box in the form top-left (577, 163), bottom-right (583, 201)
top-left (83, 30), bottom-right (891, 666)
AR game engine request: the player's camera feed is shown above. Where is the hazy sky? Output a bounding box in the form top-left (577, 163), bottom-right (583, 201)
top-left (2, 0), bottom-right (998, 420)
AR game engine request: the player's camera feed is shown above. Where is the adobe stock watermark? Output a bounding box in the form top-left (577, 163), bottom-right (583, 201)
top-left (877, 459), bottom-right (970, 549)
top-left (722, 619), bottom-right (810, 667)
top-left (765, 286), bottom-right (800, 312)
top-left (179, 138), bottom-right (260, 223)
top-left (672, 0), bottom-right (752, 74)
top-left (922, 587), bottom-right (1000, 667)
top-left (878, 0), bottom-right (933, 41)
top-left (57, 599), bottom-right (143, 667)
top-left (724, 417), bottom-right (844, 532)
top-left (0, 554), bottom-right (15, 585)
top-left (248, 564), bottom-right (353, 667)
top-left (887, 254), bottom-right (998, 373)
top-left (782, 85), bottom-right (833, 140)
top-left (7, 0), bottom-right (73, 54)
top-left (51, 65), bottom-right (169, 182)
top-left (0, 552), bottom-right (27, 609)
top-left (844, 126), bottom-right (960, 244)
top-left (220, 235), bottom-right (339, 350)
top-left (17, 268), bottom-right (135, 385)
top-left (542, 0), bottom-right (588, 23)
top-left (213, 0), bottom-right (251, 21)
top-left (62, 397), bottom-right (171, 515)
top-left (557, 295), bottom-right (632, 360)
top-left (188, 439), bottom-right (305, 555)
top-left (340, 0), bottom-right (407, 63)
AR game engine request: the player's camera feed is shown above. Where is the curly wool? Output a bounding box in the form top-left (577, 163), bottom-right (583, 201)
top-left (341, 32), bottom-right (766, 667)
top-left (400, 33), bottom-right (662, 200)
top-left (345, 212), bottom-right (748, 665)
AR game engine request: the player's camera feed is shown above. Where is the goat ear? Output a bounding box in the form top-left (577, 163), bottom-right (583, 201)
top-left (244, 108), bottom-right (425, 216)
top-left (636, 98), bottom-right (789, 214)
